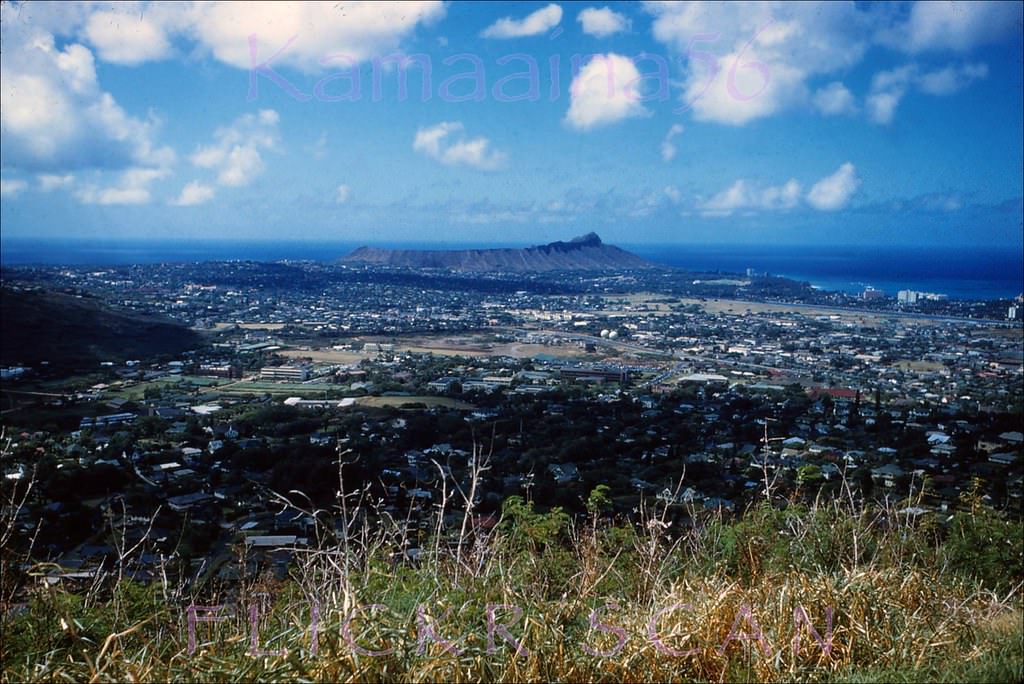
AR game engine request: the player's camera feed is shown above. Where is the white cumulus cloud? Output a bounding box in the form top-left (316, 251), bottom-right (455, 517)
top-left (0, 179), bottom-right (28, 197)
top-left (482, 4), bottom-right (562, 39)
top-left (82, 9), bottom-right (173, 65)
top-left (76, 167), bottom-right (170, 205)
top-left (700, 178), bottom-right (802, 216)
top-left (189, 1), bottom-right (446, 72)
top-left (867, 65), bottom-right (918, 124)
top-left (37, 174), bottom-right (75, 191)
top-left (867, 63), bottom-right (987, 124)
top-left (190, 110), bottom-right (280, 186)
top-left (5, 2), bottom-right (448, 74)
top-left (336, 183), bottom-right (351, 203)
top-left (578, 7), bottom-right (629, 37)
top-left (813, 82), bottom-right (857, 116)
top-left (806, 162), bottom-right (860, 211)
top-left (893, 1), bottom-right (1023, 53)
top-left (218, 146), bottom-right (264, 187)
top-left (565, 53), bottom-right (649, 130)
top-left (660, 123), bottom-right (684, 161)
top-left (647, 2), bottom-right (871, 125)
top-left (699, 163), bottom-right (861, 216)
top-left (413, 122), bottom-right (506, 170)
top-left (172, 180), bottom-right (216, 206)
top-left (0, 10), bottom-right (174, 173)
top-left (917, 62), bottom-right (988, 96)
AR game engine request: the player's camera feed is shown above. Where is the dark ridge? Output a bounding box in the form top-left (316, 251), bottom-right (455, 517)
top-left (0, 287), bottom-right (203, 369)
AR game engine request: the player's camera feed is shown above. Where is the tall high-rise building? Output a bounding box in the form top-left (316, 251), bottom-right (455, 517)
top-left (897, 290), bottom-right (918, 305)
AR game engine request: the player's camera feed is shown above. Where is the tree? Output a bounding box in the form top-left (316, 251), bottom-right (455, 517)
top-left (797, 464), bottom-right (822, 486)
top-left (501, 495), bottom-right (569, 554)
top-left (586, 484), bottom-right (612, 517)
top-left (945, 479), bottom-right (1024, 592)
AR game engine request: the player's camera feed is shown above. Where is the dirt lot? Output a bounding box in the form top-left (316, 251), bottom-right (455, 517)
top-left (675, 298), bottom-right (944, 326)
top-left (356, 396), bottom-right (474, 410)
top-left (893, 360), bottom-right (946, 372)
top-left (212, 322), bottom-right (287, 330)
top-left (276, 336), bottom-right (594, 361)
top-left (279, 348), bottom-right (365, 364)
top-left (389, 335), bottom-right (592, 360)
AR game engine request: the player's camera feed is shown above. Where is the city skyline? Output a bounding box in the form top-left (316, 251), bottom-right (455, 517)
top-left (1, 1), bottom-right (1022, 247)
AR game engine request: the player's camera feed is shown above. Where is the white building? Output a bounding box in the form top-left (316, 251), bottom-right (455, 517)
top-left (897, 290), bottom-right (918, 305)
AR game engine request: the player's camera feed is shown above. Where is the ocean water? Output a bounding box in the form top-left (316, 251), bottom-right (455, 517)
top-left (0, 238), bottom-right (365, 266)
top-left (626, 243), bottom-right (1024, 301)
top-left (2, 238), bottom-right (1021, 301)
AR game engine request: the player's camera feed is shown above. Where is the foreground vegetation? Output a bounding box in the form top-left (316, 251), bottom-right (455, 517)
top-left (2, 468), bottom-right (1021, 683)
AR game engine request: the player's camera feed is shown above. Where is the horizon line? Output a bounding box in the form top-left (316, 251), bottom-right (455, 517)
top-left (2, 235), bottom-right (1023, 250)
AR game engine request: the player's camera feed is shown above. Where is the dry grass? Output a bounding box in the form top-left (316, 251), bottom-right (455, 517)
top-left (4, 557), bottom-right (1018, 683)
top-left (2, 445), bottom-right (1021, 683)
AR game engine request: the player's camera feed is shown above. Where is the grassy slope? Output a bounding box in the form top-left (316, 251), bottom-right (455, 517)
top-left (2, 493), bottom-right (1021, 683)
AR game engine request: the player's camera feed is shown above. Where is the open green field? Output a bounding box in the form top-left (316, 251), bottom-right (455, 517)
top-left (211, 380), bottom-right (343, 397)
top-left (79, 376), bottom-right (346, 401)
top-left (104, 375), bottom-right (224, 400)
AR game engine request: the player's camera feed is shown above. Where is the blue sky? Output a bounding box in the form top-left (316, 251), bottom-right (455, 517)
top-left (1, 1), bottom-right (1022, 247)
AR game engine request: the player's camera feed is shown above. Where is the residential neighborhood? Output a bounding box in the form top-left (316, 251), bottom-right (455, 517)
top-left (2, 260), bottom-right (1021, 591)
